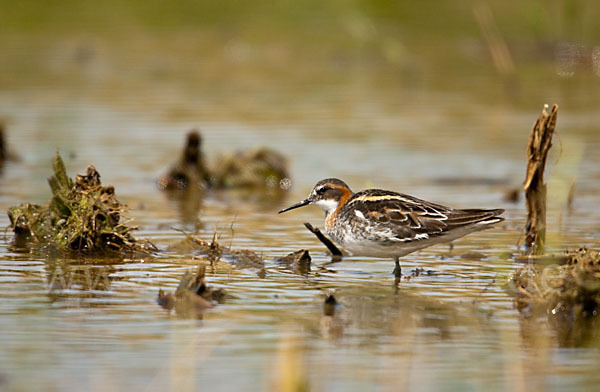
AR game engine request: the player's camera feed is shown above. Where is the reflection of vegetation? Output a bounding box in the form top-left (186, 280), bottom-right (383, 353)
top-left (509, 248), bottom-right (600, 347)
top-left (7, 153), bottom-right (150, 254)
top-left (157, 264), bottom-right (226, 319)
top-left (42, 257), bottom-right (118, 306)
top-left (44, 258), bottom-right (114, 292)
top-left (510, 248), bottom-right (600, 316)
top-left (307, 287), bottom-right (494, 344)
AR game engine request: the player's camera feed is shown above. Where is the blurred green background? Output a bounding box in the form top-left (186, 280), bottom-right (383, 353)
top-left (2, 0), bottom-right (599, 120)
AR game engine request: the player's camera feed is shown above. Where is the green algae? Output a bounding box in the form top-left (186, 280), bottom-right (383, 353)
top-left (7, 153), bottom-right (146, 254)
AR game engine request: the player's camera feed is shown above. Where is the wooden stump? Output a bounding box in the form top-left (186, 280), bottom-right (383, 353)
top-left (520, 104), bottom-right (558, 255)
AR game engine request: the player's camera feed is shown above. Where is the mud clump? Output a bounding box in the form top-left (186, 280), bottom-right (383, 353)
top-left (212, 147), bottom-right (291, 191)
top-left (159, 130), bottom-right (291, 194)
top-left (157, 264), bottom-right (226, 318)
top-left (509, 248), bottom-right (600, 319)
top-left (7, 153), bottom-right (147, 254)
top-left (275, 249), bottom-right (311, 275)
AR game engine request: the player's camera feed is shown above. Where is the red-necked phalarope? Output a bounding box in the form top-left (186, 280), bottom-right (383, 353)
top-left (279, 178), bottom-right (504, 277)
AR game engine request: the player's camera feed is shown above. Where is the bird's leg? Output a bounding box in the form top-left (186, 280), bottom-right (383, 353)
top-left (393, 256), bottom-right (402, 278)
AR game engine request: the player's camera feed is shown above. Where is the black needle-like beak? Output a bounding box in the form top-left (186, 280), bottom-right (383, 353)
top-left (278, 199), bottom-right (310, 214)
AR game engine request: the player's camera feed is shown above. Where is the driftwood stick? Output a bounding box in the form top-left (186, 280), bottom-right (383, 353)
top-left (303, 222), bottom-right (343, 259)
top-left (520, 104), bottom-right (558, 255)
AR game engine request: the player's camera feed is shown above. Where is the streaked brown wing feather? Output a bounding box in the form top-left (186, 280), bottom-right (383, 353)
top-left (346, 190), bottom-right (503, 242)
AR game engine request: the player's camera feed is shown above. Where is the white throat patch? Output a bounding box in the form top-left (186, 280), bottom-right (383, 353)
top-left (314, 199), bottom-right (339, 214)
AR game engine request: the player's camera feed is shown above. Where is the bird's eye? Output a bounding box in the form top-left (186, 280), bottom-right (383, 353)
top-left (316, 186), bottom-right (328, 195)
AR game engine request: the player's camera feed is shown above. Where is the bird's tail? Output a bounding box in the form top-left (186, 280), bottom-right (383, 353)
top-left (446, 208), bottom-right (505, 228)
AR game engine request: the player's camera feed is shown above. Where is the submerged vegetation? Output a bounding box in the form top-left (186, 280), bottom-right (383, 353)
top-left (7, 153), bottom-right (148, 254)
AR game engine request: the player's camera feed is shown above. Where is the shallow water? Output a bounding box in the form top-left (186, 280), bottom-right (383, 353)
top-left (2, 9), bottom-right (600, 390)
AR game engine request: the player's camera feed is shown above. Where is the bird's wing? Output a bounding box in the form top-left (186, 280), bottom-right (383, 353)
top-left (347, 190), bottom-right (502, 243)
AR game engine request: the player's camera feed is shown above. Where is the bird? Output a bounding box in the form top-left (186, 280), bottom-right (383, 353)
top-left (279, 178), bottom-right (504, 277)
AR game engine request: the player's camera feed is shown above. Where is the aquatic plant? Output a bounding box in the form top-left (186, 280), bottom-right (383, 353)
top-left (7, 153), bottom-right (146, 254)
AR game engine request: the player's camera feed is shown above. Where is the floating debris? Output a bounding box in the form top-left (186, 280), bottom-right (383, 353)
top-left (410, 267), bottom-right (434, 277)
top-left (228, 248), bottom-right (265, 269)
top-left (158, 130), bottom-right (211, 192)
top-left (157, 264), bottom-right (226, 318)
top-left (275, 249), bottom-right (311, 275)
top-left (170, 231), bottom-right (264, 270)
top-left (508, 248), bottom-right (600, 320)
top-left (7, 153), bottom-right (150, 254)
top-left (211, 147), bottom-right (290, 191)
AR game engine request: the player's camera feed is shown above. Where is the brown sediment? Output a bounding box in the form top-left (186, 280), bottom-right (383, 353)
top-left (519, 104), bottom-right (558, 256)
top-left (6, 153), bottom-right (151, 255)
top-left (157, 264), bottom-right (226, 318)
